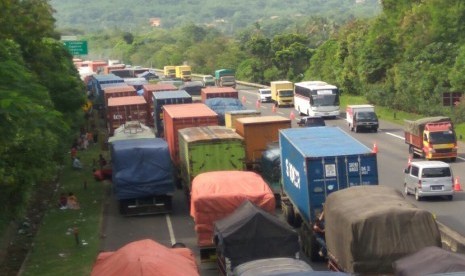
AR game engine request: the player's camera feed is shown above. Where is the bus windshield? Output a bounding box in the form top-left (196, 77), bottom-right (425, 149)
top-left (310, 94), bottom-right (339, 107)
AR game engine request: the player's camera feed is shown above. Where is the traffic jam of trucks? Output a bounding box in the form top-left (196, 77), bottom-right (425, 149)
top-left (79, 59), bottom-right (462, 275)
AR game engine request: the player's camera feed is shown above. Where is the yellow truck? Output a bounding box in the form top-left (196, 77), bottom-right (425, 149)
top-left (270, 81), bottom-right (294, 107)
top-left (175, 65), bottom-right (192, 81)
top-left (163, 65), bottom-right (176, 79)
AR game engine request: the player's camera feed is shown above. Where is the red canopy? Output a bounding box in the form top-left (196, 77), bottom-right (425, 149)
top-left (91, 239), bottom-right (199, 276)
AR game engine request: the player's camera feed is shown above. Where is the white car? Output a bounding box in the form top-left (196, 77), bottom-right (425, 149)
top-left (202, 75), bottom-right (215, 87)
top-left (404, 161), bottom-right (454, 201)
top-left (258, 88), bottom-right (272, 103)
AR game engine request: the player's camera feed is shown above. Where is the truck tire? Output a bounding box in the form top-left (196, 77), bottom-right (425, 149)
top-left (282, 201), bottom-right (295, 226)
top-left (354, 125), bottom-right (359, 133)
top-left (409, 146), bottom-right (418, 158)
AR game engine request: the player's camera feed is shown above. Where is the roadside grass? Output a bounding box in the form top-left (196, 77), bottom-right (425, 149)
top-left (341, 95), bottom-right (465, 141)
top-left (21, 144), bottom-right (109, 276)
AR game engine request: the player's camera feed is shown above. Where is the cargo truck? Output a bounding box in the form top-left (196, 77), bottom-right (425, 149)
top-left (324, 185), bottom-right (441, 274)
top-left (235, 116), bottom-right (291, 170)
top-left (163, 103), bottom-right (219, 167)
top-left (87, 74), bottom-right (125, 109)
top-left (163, 65), bottom-right (176, 79)
top-left (107, 96), bottom-right (148, 136)
top-left (404, 116), bottom-right (457, 161)
top-left (153, 90), bottom-right (192, 138)
top-left (201, 87), bottom-right (238, 102)
top-left (178, 126), bottom-right (246, 193)
top-left (215, 69), bottom-right (236, 88)
top-left (142, 83), bottom-right (178, 127)
top-left (190, 171), bottom-right (275, 262)
top-left (279, 127), bottom-right (379, 261)
top-left (175, 65), bottom-right (192, 82)
top-left (110, 137), bottom-right (175, 216)
top-left (204, 98), bottom-right (245, 126)
top-left (103, 85), bottom-right (135, 108)
top-left (224, 110), bottom-right (261, 130)
top-left (346, 104), bottom-right (379, 133)
top-left (271, 81), bottom-right (294, 107)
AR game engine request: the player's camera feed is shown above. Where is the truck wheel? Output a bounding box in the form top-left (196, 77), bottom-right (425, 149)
top-left (282, 202), bottom-right (295, 226)
top-left (415, 189), bottom-right (422, 201)
top-left (404, 184), bottom-right (410, 195)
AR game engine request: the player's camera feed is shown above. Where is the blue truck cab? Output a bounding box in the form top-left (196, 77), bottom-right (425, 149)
top-left (279, 126), bottom-right (378, 260)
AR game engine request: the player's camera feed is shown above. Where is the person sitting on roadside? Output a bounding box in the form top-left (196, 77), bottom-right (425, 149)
top-left (58, 193), bottom-right (67, 209)
top-left (72, 157), bottom-right (83, 170)
top-left (66, 192), bottom-right (80, 210)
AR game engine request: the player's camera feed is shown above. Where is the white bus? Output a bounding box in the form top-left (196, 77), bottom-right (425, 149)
top-left (294, 81), bottom-right (340, 118)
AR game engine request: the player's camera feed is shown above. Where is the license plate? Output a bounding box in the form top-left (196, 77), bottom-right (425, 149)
top-left (431, 185), bottom-right (443, 191)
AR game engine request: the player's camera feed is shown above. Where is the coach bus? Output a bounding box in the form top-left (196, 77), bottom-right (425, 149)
top-left (294, 81), bottom-right (340, 118)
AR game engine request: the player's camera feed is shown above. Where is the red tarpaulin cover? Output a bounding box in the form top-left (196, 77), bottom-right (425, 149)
top-left (190, 170), bottom-right (276, 246)
top-left (91, 239), bottom-right (199, 276)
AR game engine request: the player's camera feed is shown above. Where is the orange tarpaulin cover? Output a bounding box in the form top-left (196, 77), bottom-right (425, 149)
top-left (91, 239), bottom-right (199, 276)
top-left (190, 171), bottom-right (276, 246)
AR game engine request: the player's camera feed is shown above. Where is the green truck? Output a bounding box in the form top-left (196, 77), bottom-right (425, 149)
top-left (178, 126), bottom-right (246, 192)
top-left (215, 69), bottom-right (236, 88)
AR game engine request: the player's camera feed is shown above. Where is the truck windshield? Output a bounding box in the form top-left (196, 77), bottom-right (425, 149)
top-left (310, 94), bottom-right (340, 107)
top-left (429, 131), bottom-right (456, 144)
top-left (358, 112), bottom-right (377, 120)
top-left (422, 167), bottom-right (451, 178)
top-left (279, 90), bottom-right (294, 97)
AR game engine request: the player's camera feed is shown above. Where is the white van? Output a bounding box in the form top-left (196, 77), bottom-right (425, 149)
top-left (404, 161), bottom-right (454, 201)
top-left (258, 88), bottom-right (272, 103)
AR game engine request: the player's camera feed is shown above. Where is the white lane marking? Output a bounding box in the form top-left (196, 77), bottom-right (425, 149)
top-left (386, 132), bottom-right (465, 161)
top-left (166, 214), bottom-right (176, 245)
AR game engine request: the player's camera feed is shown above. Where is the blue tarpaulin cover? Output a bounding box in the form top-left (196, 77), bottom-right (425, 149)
top-left (110, 138), bottom-right (174, 199)
top-left (205, 98), bottom-right (245, 125)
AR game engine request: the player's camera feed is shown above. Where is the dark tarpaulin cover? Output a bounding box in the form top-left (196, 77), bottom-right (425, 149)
top-left (325, 186), bottom-right (442, 274)
top-left (404, 116), bottom-right (451, 136)
top-left (214, 200), bottom-right (299, 268)
top-left (110, 138), bottom-right (174, 200)
top-left (205, 98), bottom-right (244, 124)
top-left (393, 246), bottom-right (465, 276)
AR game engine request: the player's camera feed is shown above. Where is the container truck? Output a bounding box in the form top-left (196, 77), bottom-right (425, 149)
top-left (345, 104), bottom-right (379, 133)
top-left (190, 170), bottom-right (275, 262)
top-left (178, 126), bottom-right (246, 193)
top-left (87, 74), bottom-right (125, 109)
top-left (107, 96), bottom-right (148, 136)
top-left (279, 126), bottom-right (379, 261)
top-left (153, 90), bottom-right (192, 137)
top-left (204, 98), bottom-right (245, 126)
top-left (271, 81), bottom-right (294, 107)
top-left (110, 137), bottom-right (175, 216)
top-left (142, 83), bottom-right (178, 126)
top-left (175, 65), bottom-right (192, 82)
top-left (235, 116), bottom-right (291, 170)
top-left (224, 109), bottom-right (261, 130)
top-left (201, 86), bottom-right (238, 102)
top-left (404, 116), bottom-right (457, 161)
top-left (215, 69), bottom-right (236, 88)
top-left (103, 85), bottom-right (135, 108)
top-left (162, 103), bottom-right (218, 167)
top-left (324, 185), bottom-right (441, 274)
top-left (163, 65), bottom-right (176, 79)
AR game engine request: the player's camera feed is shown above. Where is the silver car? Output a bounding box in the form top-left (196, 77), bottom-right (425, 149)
top-left (404, 161), bottom-right (454, 201)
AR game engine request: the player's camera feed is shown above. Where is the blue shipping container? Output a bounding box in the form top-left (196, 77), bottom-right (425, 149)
top-left (88, 74), bottom-right (125, 108)
top-left (279, 126), bottom-right (378, 224)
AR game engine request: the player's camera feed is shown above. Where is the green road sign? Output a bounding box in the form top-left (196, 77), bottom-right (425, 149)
top-left (63, 40), bottom-right (88, 55)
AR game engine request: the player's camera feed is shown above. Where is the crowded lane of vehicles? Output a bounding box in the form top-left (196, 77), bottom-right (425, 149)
top-left (79, 62), bottom-right (464, 275)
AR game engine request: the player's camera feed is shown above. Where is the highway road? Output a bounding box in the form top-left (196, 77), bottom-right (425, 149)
top-left (100, 83), bottom-right (465, 275)
top-left (238, 85), bottom-right (465, 237)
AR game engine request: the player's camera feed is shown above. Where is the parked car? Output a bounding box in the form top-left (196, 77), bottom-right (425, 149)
top-left (258, 88), bottom-right (272, 103)
top-left (297, 116), bottom-right (326, 127)
top-left (202, 75), bottom-right (215, 87)
top-left (404, 160), bottom-right (454, 201)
